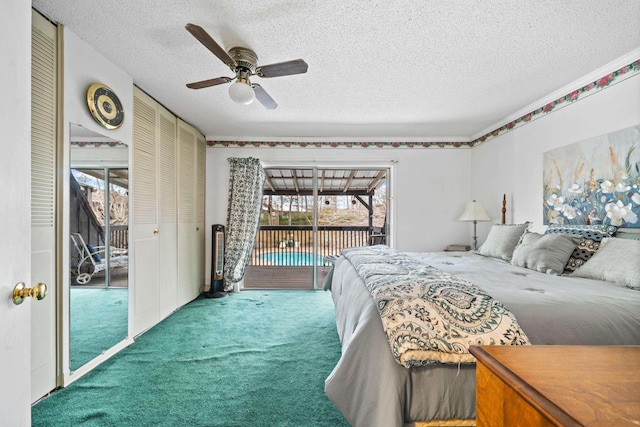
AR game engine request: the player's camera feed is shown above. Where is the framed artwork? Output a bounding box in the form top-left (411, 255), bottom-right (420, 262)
top-left (543, 125), bottom-right (640, 228)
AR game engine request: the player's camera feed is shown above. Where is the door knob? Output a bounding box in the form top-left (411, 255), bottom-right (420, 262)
top-left (12, 282), bottom-right (47, 305)
top-left (153, 229), bottom-right (159, 235)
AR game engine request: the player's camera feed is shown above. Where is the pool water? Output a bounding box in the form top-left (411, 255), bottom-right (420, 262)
top-left (259, 252), bottom-right (327, 266)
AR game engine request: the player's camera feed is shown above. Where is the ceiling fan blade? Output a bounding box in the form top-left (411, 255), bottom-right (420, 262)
top-left (256, 59), bottom-right (308, 78)
top-left (185, 23), bottom-right (236, 69)
top-left (252, 84), bottom-right (278, 109)
top-left (186, 77), bottom-right (233, 89)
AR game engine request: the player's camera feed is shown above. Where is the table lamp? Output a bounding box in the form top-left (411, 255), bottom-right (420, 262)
top-left (458, 200), bottom-right (491, 250)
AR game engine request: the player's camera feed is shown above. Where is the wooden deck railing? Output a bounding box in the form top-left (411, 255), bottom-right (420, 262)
top-left (250, 225), bottom-right (371, 266)
top-left (109, 225), bottom-right (128, 249)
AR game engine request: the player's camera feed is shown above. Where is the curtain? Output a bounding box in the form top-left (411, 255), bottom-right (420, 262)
top-left (223, 157), bottom-right (265, 290)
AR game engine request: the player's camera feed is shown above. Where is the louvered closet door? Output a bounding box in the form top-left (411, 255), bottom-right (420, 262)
top-left (195, 133), bottom-right (206, 288)
top-left (157, 106), bottom-right (178, 319)
top-left (176, 120), bottom-right (201, 305)
top-left (131, 87), bottom-right (160, 335)
top-left (31, 10), bottom-right (58, 402)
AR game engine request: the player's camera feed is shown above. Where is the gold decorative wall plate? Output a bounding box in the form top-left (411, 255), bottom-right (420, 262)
top-left (86, 83), bottom-right (124, 129)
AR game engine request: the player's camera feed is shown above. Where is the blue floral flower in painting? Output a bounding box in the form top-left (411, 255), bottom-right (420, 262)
top-left (606, 201), bottom-right (638, 226)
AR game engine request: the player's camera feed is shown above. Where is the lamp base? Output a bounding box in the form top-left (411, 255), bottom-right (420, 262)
top-left (472, 220), bottom-right (478, 251)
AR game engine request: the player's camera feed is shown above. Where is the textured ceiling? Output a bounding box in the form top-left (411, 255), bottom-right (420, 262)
top-left (32, 0), bottom-right (640, 141)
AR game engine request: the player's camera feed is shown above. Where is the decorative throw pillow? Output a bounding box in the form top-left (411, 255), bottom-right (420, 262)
top-left (544, 224), bottom-right (617, 273)
top-left (478, 222), bottom-right (530, 261)
top-left (571, 238), bottom-right (640, 289)
top-left (511, 232), bottom-right (577, 275)
top-left (563, 238), bottom-right (599, 272)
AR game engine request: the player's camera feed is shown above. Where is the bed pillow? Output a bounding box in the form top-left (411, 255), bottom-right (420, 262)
top-left (571, 238), bottom-right (640, 289)
top-left (544, 224), bottom-right (617, 273)
top-left (511, 232), bottom-right (577, 275)
top-left (615, 231), bottom-right (640, 240)
top-left (478, 222), bottom-right (530, 261)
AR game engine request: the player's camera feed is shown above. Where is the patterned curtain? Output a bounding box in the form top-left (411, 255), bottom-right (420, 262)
top-left (224, 157), bottom-right (265, 290)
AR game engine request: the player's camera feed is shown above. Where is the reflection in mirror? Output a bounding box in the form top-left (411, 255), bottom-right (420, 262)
top-left (69, 123), bottom-right (129, 371)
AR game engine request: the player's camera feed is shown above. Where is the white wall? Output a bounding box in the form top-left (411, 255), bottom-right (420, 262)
top-left (63, 28), bottom-right (133, 145)
top-left (471, 74), bottom-right (640, 243)
top-left (205, 146), bottom-right (473, 285)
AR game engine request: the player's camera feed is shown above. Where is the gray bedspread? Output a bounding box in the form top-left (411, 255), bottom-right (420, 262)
top-left (324, 251), bottom-right (640, 427)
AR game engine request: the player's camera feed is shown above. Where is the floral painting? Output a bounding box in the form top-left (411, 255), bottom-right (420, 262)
top-left (543, 125), bottom-right (640, 228)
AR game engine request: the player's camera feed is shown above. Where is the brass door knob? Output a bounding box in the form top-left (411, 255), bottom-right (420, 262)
top-left (153, 229), bottom-right (159, 235)
top-left (12, 282), bottom-right (47, 305)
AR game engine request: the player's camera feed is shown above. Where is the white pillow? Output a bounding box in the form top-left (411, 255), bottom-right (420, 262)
top-left (478, 222), bottom-right (530, 261)
top-left (571, 238), bottom-right (640, 289)
top-left (511, 232), bottom-right (577, 275)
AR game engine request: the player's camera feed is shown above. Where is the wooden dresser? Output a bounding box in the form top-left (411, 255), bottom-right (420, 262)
top-left (469, 345), bottom-right (640, 427)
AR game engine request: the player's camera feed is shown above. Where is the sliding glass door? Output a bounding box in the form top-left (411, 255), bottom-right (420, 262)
top-left (244, 166), bottom-right (389, 290)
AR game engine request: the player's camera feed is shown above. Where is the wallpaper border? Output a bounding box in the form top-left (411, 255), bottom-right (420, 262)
top-left (70, 141), bottom-right (127, 148)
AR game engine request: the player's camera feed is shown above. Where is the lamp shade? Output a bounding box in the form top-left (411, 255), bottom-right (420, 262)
top-left (458, 200), bottom-right (491, 222)
top-left (228, 81), bottom-right (255, 105)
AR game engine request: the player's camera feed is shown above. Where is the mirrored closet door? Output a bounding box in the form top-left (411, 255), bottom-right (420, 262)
top-left (69, 123), bottom-right (129, 371)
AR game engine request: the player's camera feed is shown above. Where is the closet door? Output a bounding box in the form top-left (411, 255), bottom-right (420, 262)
top-left (31, 10), bottom-right (58, 402)
top-left (132, 87), bottom-right (181, 332)
top-left (131, 87), bottom-right (160, 335)
top-left (157, 106), bottom-right (178, 318)
top-left (132, 90), bottom-right (202, 333)
top-left (176, 119), bottom-right (204, 305)
top-left (195, 132), bottom-right (206, 288)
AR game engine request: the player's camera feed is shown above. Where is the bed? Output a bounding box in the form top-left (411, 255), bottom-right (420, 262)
top-left (324, 222), bottom-right (640, 427)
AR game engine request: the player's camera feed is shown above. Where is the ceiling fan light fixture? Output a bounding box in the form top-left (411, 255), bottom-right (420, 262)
top-left (185, 25), bottom-right (307, 108)
top-left (228, 80), bottom-right (255, 105)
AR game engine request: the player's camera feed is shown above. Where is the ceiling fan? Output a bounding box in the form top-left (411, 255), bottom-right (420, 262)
top-left (185, 23), bottom-right (308, 109)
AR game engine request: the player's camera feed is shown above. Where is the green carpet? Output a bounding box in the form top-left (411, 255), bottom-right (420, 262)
top-left (33, 290), bottom-right (349, 426)
top-left (70, 287), bottom-right (128, 371)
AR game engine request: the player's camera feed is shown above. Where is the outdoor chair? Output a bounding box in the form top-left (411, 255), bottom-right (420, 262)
top-left (368, 232), bottom-right (386, 245)
top-left (368, 216), bottom-right (387, 245)
top-left (70, 233), bottom-right (128, 284)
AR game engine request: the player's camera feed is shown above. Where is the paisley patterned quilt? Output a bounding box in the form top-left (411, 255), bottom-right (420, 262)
top-left (341, 245), bottom-right (530, 366)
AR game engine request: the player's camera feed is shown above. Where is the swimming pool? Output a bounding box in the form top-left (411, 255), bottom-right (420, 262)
top-left (259, 251), bottom-right (327, 266)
